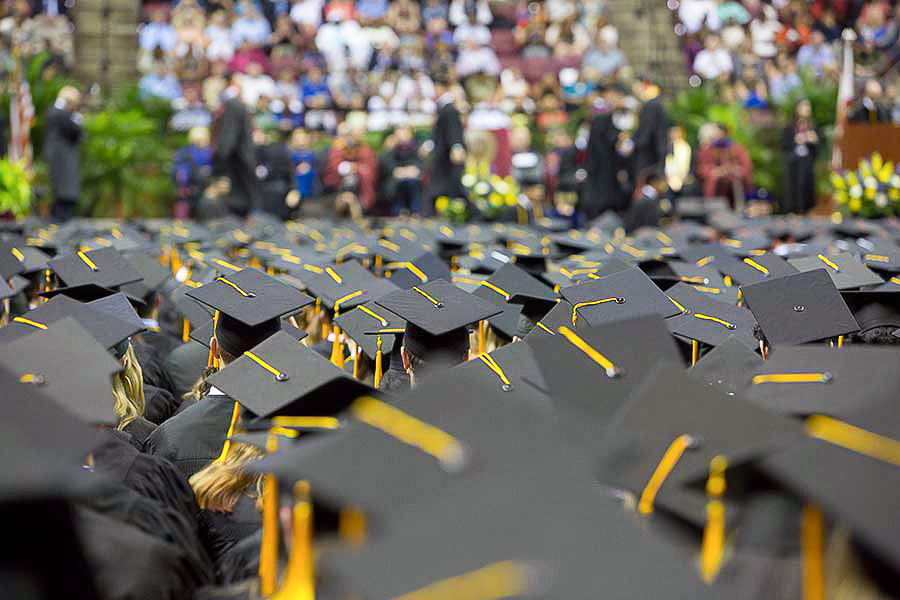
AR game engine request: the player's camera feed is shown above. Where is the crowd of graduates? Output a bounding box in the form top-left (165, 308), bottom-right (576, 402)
top-left (1, 204), bottom-right (900, 599)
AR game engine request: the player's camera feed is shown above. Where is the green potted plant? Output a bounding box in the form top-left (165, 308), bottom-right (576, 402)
top-left (0, 160), bottom-right (32, 218)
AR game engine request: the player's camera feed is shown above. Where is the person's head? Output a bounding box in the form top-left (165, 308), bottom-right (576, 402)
top-left (289, 127), bottom-right (310, 149)
top-left (210, 315), bottom-right (281, 367)
top-left (188, 125), bottom-right (211, 148)
top-left (670, 125), bottom-right (685, 142)
top-left (149, 5), bottom-right (167, 24)
top-left (400, 324), bottom-right (470, 386)
top-left (394, 125), bottom-right (414, 144)
top-left (698, 122), bottom-right (722, 147)
top-left (864, 79), bottom-right (883, 100)
top-left (112, 342), bottom-right (145, 431)
top-left (705, 33), bottom-right (721, 50)
top-left (57, 85), bottom-right (81, 110)
top-left (210, 8), bottom-right (227, 26)
top-left (810, 30), bottom-right (825, 47)
top-left (795, 98), bottom-right (813, 119)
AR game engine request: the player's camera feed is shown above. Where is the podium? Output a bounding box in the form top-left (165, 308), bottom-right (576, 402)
top-left (837, 124), bottom-right (900, 168)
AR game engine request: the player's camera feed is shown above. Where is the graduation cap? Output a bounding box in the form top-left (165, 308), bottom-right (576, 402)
top-left (187, 268), bottom-right (313, 357)
top-left (383, 252), bottom-right (452, 289)
top-left (37, 282), bottom-right (118, 303)
top-left (559, 267), bottom-right (681, 328)
top-left (688, 335), bottom-right (764, 396)
top-left (47, 247), bottom-right (143, 290)
top-left (171, 287), bottom-right (215, 327)
top-left (597, 364), bottom-right (805, 527)
top-left (665, 282), bottom-right (758, 350)
top-left (0, 242), bottom-right (27, 279)
top-left (189, 316), bottom-right (308, 349)
top-left (4, 244), bottom-right (50, 275)
top-left (207, 331), bottom-right (375, 418)
top-left (745, 345), bottom-right (900, 418)
top-left (449, 273), bottom-right (489, 293)
top-left (858, 246), bottom-right (900, 273)
top-left (0, 317), bottom-right (123, 424)
top-left (759, 399), bottom-right (900, 574)
top-left (528, 315), bottom-right (683, 423)
top-left (334, 301), bottom-right (406, 359)
top-left (473, 262), bottom-right (557, 310)
top-left (726, 252), bottom-right (798, 285)
top-left (644, 260), bottom-right (725, 290)
top-left (0, 295), bottom-right (143, 350)
top-left (788, 251), bottom-right (883, 290)
top-left (118, 253), bottom-right (172, 304)
top-left (841, 288), bottom-right (900, 333)
top-left (446, 341), bottom-right (552, 411)
top-left (304, 260), bottom-right (397, 314)
top-left (375, 280), bottom-right (501, 361)
top-left (741, 269), bottom-right (859, 346)
top-left (523, 299), bottom-right (578, 343)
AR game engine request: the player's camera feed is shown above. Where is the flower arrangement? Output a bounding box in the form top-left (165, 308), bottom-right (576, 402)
top-left (831, 153), bottom-right (900, 218)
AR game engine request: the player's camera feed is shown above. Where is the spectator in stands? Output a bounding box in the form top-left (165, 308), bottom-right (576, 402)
top-left (288, 128), bottom-right (318, 203)
top-left (231, 1), bottom-right (272, 48)
top-left (546, 15), bottom-right (590, 60)
top-left (581, 24), bottom-right (626, 84)
top-left (139, 63), bottom-right (184, 102)
top-left (679, 0), bottom-right (720, 34)
top-left (205, 9), bottom-right (235, 62)
top-left (750, 4), bottom-right (782, 59)
top-left (766, 53), bottom-right (802, 104)
top-left (693, 33), bottom-right (734, 80)
top-left (238, 61), bottom-right (276, 106)
top-left (796, 30), bottom-right (836, 76)
top-left (382, 125), bottom-right (424, 215)
top-left (665, 125), bottom-right (693, 198)
top-left (697, 124), bottom-right (752, 205)
top-left (356, 0), bottom-right (388, 25)
top-left (449, 0), bottom-right (491, 27)
top-left (140, 6), bottom-right (177, 56)
top-left (456, 37), bottom-right (501, 78)
top-left (170, 86), bottom-right (213, 132)
top-left (718, 0), bottom-right (751, 26)
top-left (850, 79), bottom-right (891, 123)
top-left (289, 0), bottom-right (324, 35)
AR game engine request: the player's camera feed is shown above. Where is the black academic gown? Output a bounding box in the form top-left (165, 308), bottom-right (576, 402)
top-left (75, 507), bottom-right (200, 600)
top-left (581, 111), bottom-right (624, 218)
top-left (379, 363), bottom-right (411, 394)
top-left (632, 96), bottom-right (669, 180)
top-left (136, 329), bottom-right (182, 360)
top-left (214, 97), bottom-right (259, 217)
top-left (144, 384), bottom-right (184, 426)
top-left (197, 495), bottom-right (262, 570)
top-left (623, 190), bottom-right (663, 233)
top-left (43, 105), bottom-right (83, 202)
top-left (425, 99), bottom-right (466, 208)
top-left (780, 124), bottom-right (819, 215)
top-left (256, 141), bottom-right (295, 220)
top-left (123, 416), bottom-right (157, 446)
top-left (144, 392), bottom-right (237, 478)
top-left (133, 339), bottom-right (177, 396)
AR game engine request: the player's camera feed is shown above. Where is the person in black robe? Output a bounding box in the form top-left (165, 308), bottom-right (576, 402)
top-left (631, 78), bottom-right (669, 184)
top-left (213, 83), bottom-right (259, 217)
top-left (781, 99), bottom-right (820, 215)
top-left (132, 339), bottom-right (177, 396)
top-left (849, 79), bottom-right (891, 123)
top-left (623, 171), bottom-right (667, 233)
top-left (164, 340), bottom-right (210, 399)
top-left (424, 82), bottom-right (467, 214)
top-left (255, 128), bottom-right (298, 220)
top-left (580, 90), bottom-right (625, 220)
top-left (43, 86), bottom-right (84, 221)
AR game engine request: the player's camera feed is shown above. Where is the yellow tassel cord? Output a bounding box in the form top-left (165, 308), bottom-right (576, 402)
top-left (752, 373), bottom-right (832, 385)
top-left (270, 481), bottom-right (314, 600)
top-left (802, 504), bottom-right (825, 600)
top-left (806, 415), bottom-right (900, 467)
top-left (557, 326), bottom-right (621, 378)
top-left (477, 319), bottom-right (486, 355)
top-left (700, 455), bottom-right (727, 583)
top-left (373, 335), bottom-right (383, 390)
top-left (207, 311), bottom-right (220, 368)
top-left (478, 354), bottom-right (512, 389)
top-left (692, 340), bottom-right (700, 366)
top-left (182, 318), bottom-right (190, 343)
top-left (638, 434), bottom-right (694, 516)
top-left (331, 291), bottom-right (363, 368)
top-left (339, 505), bottom-right (367, 546)
top-left (393, 561), bottom-right (530, 600)
top-left (77, 250), bottom-right (99, 271)
top-left (12, 317), bottom-right (47, 330)
top-left (258, 433), bottom-right (280, 597)
top-left (571, 297), bottom-right (624, 326)
top-left (212, 400), bottom-right (241, 465)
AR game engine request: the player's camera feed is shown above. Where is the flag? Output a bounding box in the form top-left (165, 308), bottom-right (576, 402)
top-left (8, 49), bottom-right (35, 172)
top-left (832, 29), bottom-right (857, 170)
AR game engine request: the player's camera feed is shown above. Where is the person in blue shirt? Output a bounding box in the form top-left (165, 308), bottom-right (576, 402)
top-left (288, 128), bottom-right (319, 202)
top-left (173, 126), bottom-right (215, 218)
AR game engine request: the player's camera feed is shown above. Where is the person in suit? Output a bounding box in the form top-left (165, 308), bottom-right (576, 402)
top-left (424, 80), bottom-right (467, 215)
top-left (212, 81), bottom-right (259, 217)
top-left (631, 76), bottom-right (669, 185)
top-left (44, 86), bottom-right (83, 221)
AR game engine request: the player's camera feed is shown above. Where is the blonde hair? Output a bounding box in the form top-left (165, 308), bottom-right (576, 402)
top-left (189, 438), bottom-right (263, 512)
top-left (113, 343), bottom-right (145, 430)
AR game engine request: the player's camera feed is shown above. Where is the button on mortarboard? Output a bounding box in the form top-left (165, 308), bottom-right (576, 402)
top-left (741, 269), bottom-right (859, 346)
top-left (665, 282), bottom-right (758, 349)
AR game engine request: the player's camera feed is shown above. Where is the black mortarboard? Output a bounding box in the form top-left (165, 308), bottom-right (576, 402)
top-left (741, 269), bottom-right (859, 345)
top-left (383, 253), bottom-right (452, 289)
top-left (375, 280), bottom-right (500, 359)
top-left (665, 282), bottom-right (758, 349)
top-left (480, 300), bottom-right (524, 340)
top-left (788, 251), bottom-right (883, 290)
top-left (38, 282), bottom-right (117, 303)
top-left (189, 316), bottom-right (307, 348)
top-left (207, 331), bottom-right (375, 418)
top-left (6, 244), bottom-right (50, 275)
top-left (841, 288), bottom-right (900, 333)
top-left (560, 267), bottom-right (681, 327)
top-left (473, 262), bottom-right (557, 308)
top-left (0, 317), bottom-right (122, 424)
top-left (447, 341), bottom-right (552, 411)
top-left (726, 252), bottom-right (797, 285)
top-left (304, 260), bottom-right (397, 313)
top-left (859, 247), bottom-right (900, 273)
top-left (688, 335), bottom-right (764, 396)
top-left (760, 399), bottom-right (900, 573)
top-left (47, 247), bottom-right (143, 289)
top-left (334, 302), bottom-right (406, 359)
top-left (119, 253), bottom-right (171, 302)
top-left (171, 287), bottom-right (215, 327)
top-left (0, 295), bottom-right (142, 350)
top-left (528, 315), bottom-right (683, 423)
top-left (597, 364), bottom-right (805, 526)
top-left (745, 345), bottom-right (900, 418)
top-left (187, 268), bottom-right (313, 327)
top-left (0, 242), bottom-right (26, 279)
top-left (645, 259), bottom-right (726, 290)
top-left (449, 273), bottom-right (489, 293)
top-left (679, 244), bottom-right (768, 285)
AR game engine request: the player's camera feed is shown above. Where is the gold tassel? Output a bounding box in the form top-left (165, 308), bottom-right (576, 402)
top-left (802, 504), bottom-right (825, 600)
top-left (692, 340), bottom-right (700, 366)
top-left (478, 320), bottom-right (486, 355)
top-left (182, 318), bottom-right (190, 343)
top-left (331, 325), bottom-right (344, 368)
top-left (700, 455), bottom-right (727, 583)
top-left (207, 311), bottom-right (219, 368)
top-left (271, 482), bottom-right (314, 600)
top-left (374, 335), bottom-right (383, 389)
top-left (258, 434), bottom-right (280, 596)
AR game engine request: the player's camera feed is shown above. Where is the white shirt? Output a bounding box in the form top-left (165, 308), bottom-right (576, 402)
top-left (290, 0), bottom-right (324, 26)
top-left (679, 0), bottom-right (720, 33)
top-left (693, 48), bottom-right (733, 80)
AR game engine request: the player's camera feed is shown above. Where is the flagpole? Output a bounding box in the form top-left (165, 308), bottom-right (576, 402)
top-left (832, 28), bottom-right (857, 173)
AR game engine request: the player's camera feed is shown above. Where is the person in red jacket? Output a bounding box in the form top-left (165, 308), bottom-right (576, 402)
top-left (323, 126), bottom-right (377, 217)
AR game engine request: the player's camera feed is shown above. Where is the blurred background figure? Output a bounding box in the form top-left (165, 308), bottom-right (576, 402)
top-left (781, 99), bottom-right (819, 215)
top-left (173, 126), bottom-right (214, 219)
top-left (213, 79), bottom-right (259, 217)
top-left (44, 85), bottom-right (83, 220)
